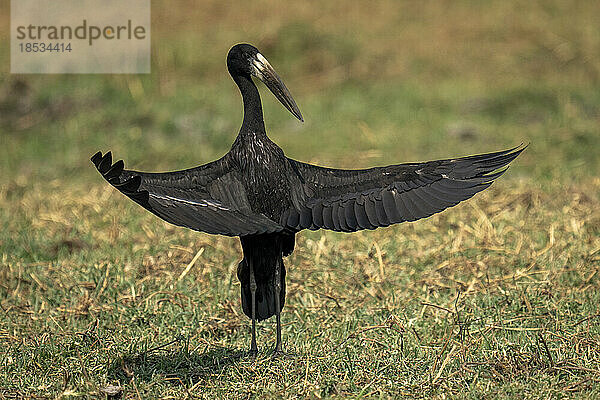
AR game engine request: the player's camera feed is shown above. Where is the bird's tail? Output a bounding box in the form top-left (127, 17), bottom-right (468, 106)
top-left (238, 257), bottom-right (286, 321)
top-left (237, 234), bottom-right (288, 321)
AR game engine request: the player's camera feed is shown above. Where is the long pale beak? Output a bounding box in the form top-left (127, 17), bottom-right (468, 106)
top-left (252, 53), bottom-right (304, 122)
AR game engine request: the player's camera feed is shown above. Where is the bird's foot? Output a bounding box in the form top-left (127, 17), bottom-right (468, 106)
top-left (271, 349), bottom-right (296, 359)
top-left (248, 345), bottom-right (259, 358)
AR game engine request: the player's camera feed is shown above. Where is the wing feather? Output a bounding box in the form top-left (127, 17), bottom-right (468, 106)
top-left (354, 201), bottom-right (372, 230)
top-left (283, 144), bottom-right (526, 232)
top-left (92, 151), bottom-right (283, 237)
top-left (322, 204), bottom-right (334, 230)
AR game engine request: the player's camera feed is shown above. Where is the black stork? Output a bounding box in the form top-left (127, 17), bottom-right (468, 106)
top-left (92, 43), bottom-right (525, 355)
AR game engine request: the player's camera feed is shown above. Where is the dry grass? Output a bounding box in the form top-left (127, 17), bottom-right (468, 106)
top-left (1, 177), bottom-right (599, 398)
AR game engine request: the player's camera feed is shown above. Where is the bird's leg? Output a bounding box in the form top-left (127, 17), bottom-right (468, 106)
top-left (273, 257), bottom-right (283, 355)
top-left (249, 259), bottom-right (258, 355)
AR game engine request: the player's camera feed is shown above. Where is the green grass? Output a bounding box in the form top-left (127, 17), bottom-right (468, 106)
top-left (1, 0), bottom-right (600, 398)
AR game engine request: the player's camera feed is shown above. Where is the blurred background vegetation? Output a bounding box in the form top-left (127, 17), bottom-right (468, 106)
top-left (1, 0), bottom-right (599, 181)
top-left (0, 0), bottom-right (599, 398)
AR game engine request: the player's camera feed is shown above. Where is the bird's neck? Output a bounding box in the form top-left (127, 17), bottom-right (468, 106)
top-left (234, 74), bottom-right (266, 137)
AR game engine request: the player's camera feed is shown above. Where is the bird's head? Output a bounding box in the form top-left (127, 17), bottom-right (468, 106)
top-left (227, 43), bottom-right (303, 122)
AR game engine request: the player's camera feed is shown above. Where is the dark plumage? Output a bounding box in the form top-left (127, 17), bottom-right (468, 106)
top-left (92, 43), bottom-right (525, 355)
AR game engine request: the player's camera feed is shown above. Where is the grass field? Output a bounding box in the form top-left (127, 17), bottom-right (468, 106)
top-left (1, 0), bottom-right (600, 398)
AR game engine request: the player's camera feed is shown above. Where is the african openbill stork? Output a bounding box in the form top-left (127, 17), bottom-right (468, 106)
top-left (92, 43), bottom-right (525, 355)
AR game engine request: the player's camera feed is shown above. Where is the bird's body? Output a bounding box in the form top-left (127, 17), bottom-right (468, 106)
top-left (92, 43), bottom-right (525, 355)
top-left (231, 132), bottom-right (297, 222)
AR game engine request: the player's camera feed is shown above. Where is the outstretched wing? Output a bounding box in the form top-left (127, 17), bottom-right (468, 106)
top-left (282, 144), bottom-right (526, 232)
top-left (91, 151), bottom-right (283, 236)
